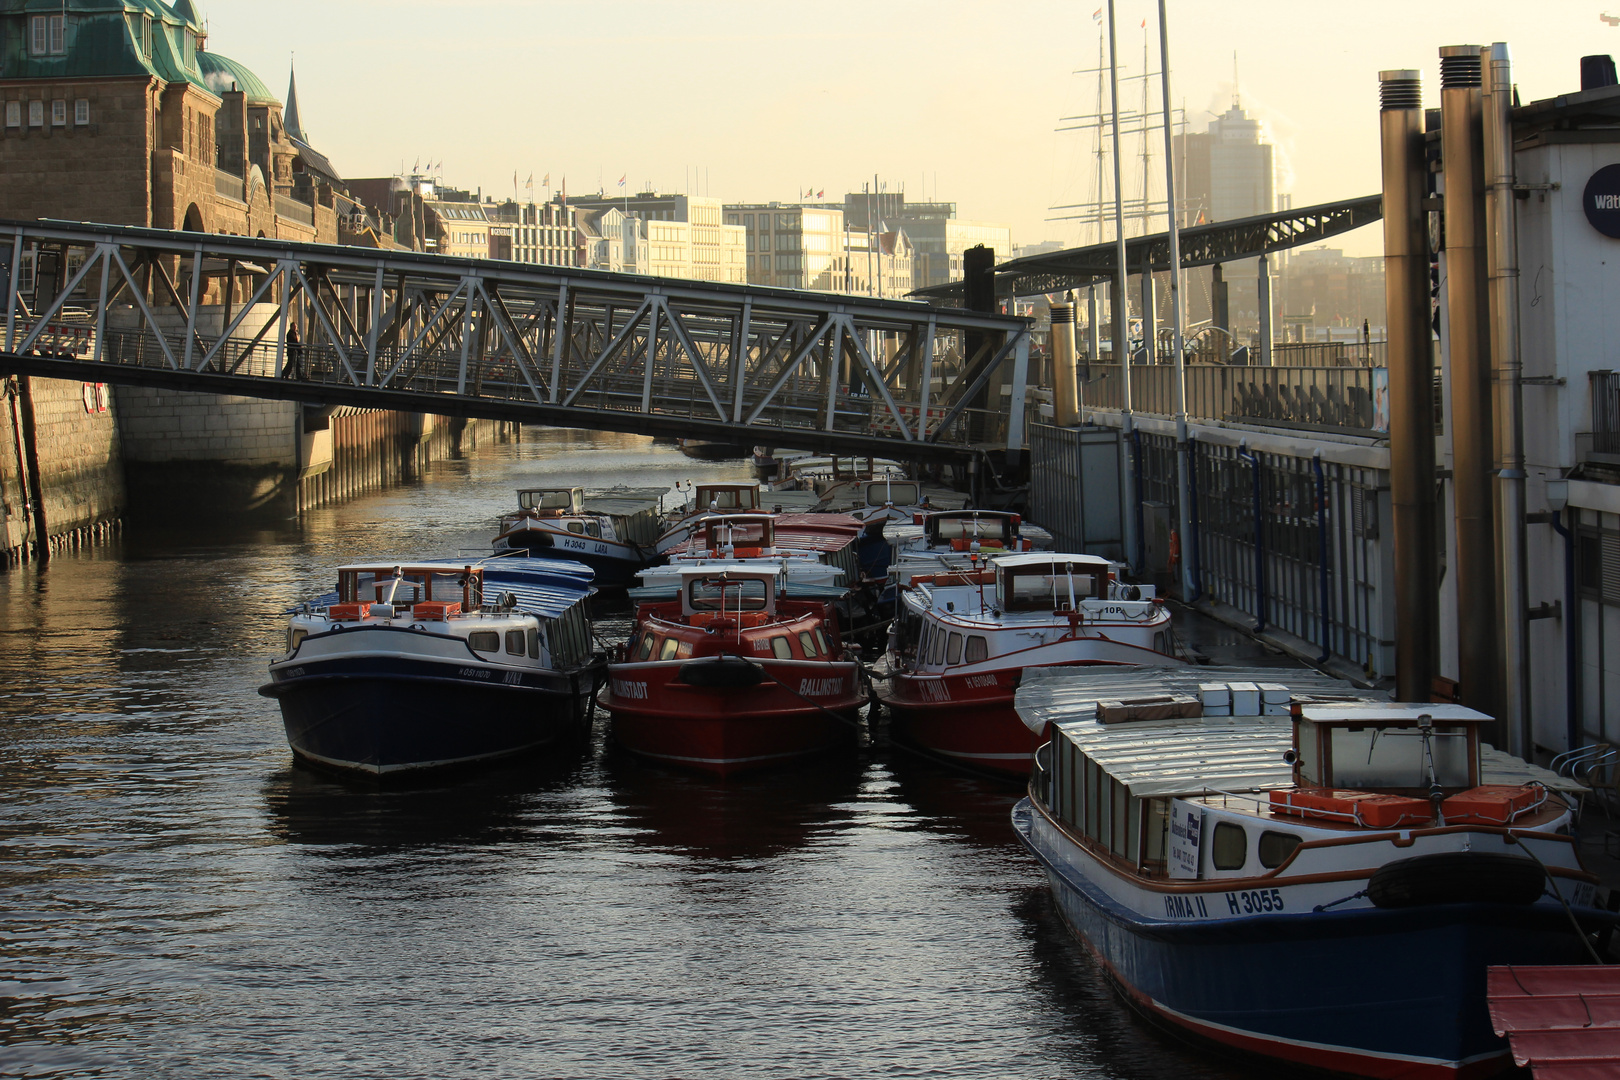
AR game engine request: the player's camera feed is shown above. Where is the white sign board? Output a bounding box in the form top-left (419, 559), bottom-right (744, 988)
top-left (1168, 799), bottom-right (1203, 880)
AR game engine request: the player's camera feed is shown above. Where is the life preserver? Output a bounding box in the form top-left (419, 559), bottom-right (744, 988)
top-left (1168, 529), bottom-right (1181, 568)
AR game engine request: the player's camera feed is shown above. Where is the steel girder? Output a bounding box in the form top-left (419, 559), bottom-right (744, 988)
top-left (0, 218), bottom-right (1031, 463)
top-left (914, 194), bottom-right (1384, 300)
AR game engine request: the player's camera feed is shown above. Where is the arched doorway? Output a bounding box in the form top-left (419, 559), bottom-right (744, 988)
top-left (182, 204), bottom-right (205, 232)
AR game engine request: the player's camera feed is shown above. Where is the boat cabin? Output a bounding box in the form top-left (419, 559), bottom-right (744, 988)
top-left (996, 554), bottom-right (1111, 611)
top-left (856, 479), bottom-right (921, 509)
top-left (693, 484), bottom-right (760, 512)
top-left (516, 488), bottom-right (585, 515)
top-left (1287, 704), bottom-right (1488, 795)
top-left (334, 563), bottom-right (484, 614)
top-left (924, 510), bottom-right (1021, 551)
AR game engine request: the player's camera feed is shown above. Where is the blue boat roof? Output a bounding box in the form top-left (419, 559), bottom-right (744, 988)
top-left (296, 556), bottom-right (595, 619)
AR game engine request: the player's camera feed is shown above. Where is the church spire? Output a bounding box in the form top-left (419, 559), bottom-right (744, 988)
top-left (285, 60), bottom-right (306, 142)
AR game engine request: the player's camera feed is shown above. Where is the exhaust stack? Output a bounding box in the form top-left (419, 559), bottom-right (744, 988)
top-left (1050, 296), bottom-right (1080, 426)
top-left (1380, 69), bottom-right (1438, 702)
top-left (1440, 45), bottom-right (1502, 729)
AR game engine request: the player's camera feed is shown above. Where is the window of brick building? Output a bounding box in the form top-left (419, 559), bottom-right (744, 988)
top-left (28, 100), bottom-right (43, 128)
top-left (49, 14), bottom-right (64, 54)
top-left (75, 99), bottom-right (88, 126)
top-left (5, 102), bottom-right (19, 129)
top-left (51, 100), bottom-right (66, 127)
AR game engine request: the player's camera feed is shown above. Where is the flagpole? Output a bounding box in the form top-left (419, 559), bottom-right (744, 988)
top-left (1158, 0), bottom-right (1194, 599)
top-left (1108, 0), bottom-right (1140, 576)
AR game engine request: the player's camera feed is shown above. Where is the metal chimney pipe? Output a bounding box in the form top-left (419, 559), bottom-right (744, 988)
top-left (1440, 45), bottom-right (1503, 731)
top-left (1051, 295), bottom-right (1080, 426)
top-left (1483, 42), bottom-right (1530, 755)
top-left (1380, 68), bottom-right (1438, 702)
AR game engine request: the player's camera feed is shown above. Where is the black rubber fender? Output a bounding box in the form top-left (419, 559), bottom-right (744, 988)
top-left (1367, 851), bottom-right (1546, 908)
top-left (676, 657), bottom-right (764, 688)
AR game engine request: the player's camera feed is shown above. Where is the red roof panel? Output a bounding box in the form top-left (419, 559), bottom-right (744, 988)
top-left (1488, 966), bottom-right (1620, 1075)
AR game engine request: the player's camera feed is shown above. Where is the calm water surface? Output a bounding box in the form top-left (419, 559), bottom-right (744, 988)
top-left (0, 430), bottom-right (1252, 1079)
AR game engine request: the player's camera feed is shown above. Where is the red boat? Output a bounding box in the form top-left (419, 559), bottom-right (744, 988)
top-left (874, 553), bottom-right (1183, 777)
top-left (600, 566), bottom-right (866, 776)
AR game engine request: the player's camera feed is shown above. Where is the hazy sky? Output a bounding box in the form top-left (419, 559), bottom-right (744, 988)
top-left (202, 0), bottom-right (1599, 258)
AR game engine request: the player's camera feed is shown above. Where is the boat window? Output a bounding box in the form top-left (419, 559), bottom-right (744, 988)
top-left (1211, 822), bottom-right (1248, 871)
top-left (527, 627), bottom-right (540, 660)
top-left (770, 636), bottom-right (793, 659)
top-left (1085, 757), bottom-right (1102, 842)
top-left (659, 637), bottom-right (680, 661)
top-left (1328, 725), bottom-right (1472, 789)
top-left (799, 631), bottom-right (818, 657)
top-left (1142, 799), bottom-right (1170, 867)
top-left (288, 628), bottom-right (307, 652)
top-left (814, 629), bottom-right (829, 656)
top-left (866, 481), bottom-right (919, 506)
top-left (585, 520), bottom-right (601, 538)
top-left (946, 632), bottom-right (963, 665)
top-left (520, 490), bottom-right (575, 511)
top-left (964, 636), bottom-right (988, 663)
top-left (688, 577), bottom-right (768, 612)
top-left (468, 631), bottom-right (501, 655)
top-left (1114, 782), bottom-right (1131, 857)
top-left (635, 633), bottom-right (655, 661)
top-left (503, 630), bottom-right (523, 655)
top-left (1296, 721), bottom-right (1320, 785)
top-left (567, 521), bottom-right (585, 534)
top-left (1258, 831), bottom-right (1302, 869)
top-left (933, 629), bottom-right (947, 666)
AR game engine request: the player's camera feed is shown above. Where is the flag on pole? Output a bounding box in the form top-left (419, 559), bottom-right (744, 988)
top-left (1141, 17), bottom-right (1146, 28)
top-left (816, 189), bottom-right (824, 198)
top-left (542, 173), bottom-right (550, 187)
top-left (618, 173), bottom-right (627, 187)
top-left (1091, 7), bottom-right (1101, 21)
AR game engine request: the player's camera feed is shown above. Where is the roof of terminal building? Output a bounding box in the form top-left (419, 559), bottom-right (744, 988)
top-left (195, 50), bottom-right (277, 104)
top-left (1, 0), bottom-right (213, 95)
top-left (911, 194), bottom-right (1382, 301)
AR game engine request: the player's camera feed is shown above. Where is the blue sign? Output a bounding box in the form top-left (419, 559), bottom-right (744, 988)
top-left (1583, 163), bottom-right (1620, 238)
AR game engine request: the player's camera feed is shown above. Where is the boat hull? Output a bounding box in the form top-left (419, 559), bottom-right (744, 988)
top-left (600, 658), bottom-right (863, 776)
top-left (1013, 798), bottom-right (1596, 1079)
top-left (879, 650), bottom-right (1178, 776)
top-left (262, 651), bottom-right (594, 777)
top-left (494, 536), bottom-right (645, 588)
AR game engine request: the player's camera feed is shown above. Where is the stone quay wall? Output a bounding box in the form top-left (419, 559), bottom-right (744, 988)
top-left (1, 375), bottom-right (125, 570)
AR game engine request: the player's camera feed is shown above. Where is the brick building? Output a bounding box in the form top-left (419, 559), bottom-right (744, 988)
top-left (0, 0), bottom-right (341, 259)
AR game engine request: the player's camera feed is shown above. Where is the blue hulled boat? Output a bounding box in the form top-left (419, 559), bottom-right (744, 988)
top-left (261, 559), bottom-right (602, 777)
top-left (1012, 668), bottom-right (1613, 1079)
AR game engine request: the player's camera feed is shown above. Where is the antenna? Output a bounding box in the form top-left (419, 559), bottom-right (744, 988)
top-left (1232, 51), bottom-right (1241, 110)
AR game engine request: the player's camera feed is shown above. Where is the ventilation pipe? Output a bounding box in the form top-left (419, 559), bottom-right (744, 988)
top-left (1050, 296), bottom-right (1080, 426)
top-left (1483, 43), bottom-right (1530, 756)
top-left (1440, 44), bottom-right (1503, 732)
top-left (1380, 69), bottom-right (1438, 703)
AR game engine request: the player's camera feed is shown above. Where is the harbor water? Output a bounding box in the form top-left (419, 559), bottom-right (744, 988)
top-left (0, 429), bottom-right (1247, 1079)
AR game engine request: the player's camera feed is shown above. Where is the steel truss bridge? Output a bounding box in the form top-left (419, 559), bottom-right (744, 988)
top-left (0, 219), bottom-right (1031, 465)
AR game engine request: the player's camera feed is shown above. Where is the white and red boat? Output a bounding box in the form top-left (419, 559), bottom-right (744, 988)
top-left (599, 566), bottom-right (866, 776)
top-left (875, 552), bottom-right (1182, 776)
top-left (885, 509), bottom-right (1053, 561)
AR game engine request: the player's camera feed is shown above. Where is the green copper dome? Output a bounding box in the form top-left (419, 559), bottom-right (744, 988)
top-left (196, 50), bottom-right (277, 105)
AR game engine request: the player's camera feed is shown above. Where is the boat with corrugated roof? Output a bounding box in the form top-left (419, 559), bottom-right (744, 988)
top-left (260, 559), bottom-right (603, 777)
top-left (491, 486), bottom-right (662, 587)
top-left (1013, 666), bottom-right (1613, 1079)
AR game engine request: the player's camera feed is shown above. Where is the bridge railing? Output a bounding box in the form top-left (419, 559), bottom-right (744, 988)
top-left (1078, 364), bottom-right (1386, 434)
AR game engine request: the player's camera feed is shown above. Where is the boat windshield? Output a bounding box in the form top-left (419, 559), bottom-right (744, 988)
top-left (1001, 566), bottom-right (1105, 610)
top-left (697, 487), bottom-right (758, 510)
top-left (1328, 725), bottom-right (1474, 789)
top-left (519, 489), bottom-right (578, 512)
top-left (865, 481), bottom-right (920, 506)
top-left (705, 519), bottom-right (771, 548)
top-left (341, 568), bottom-right (478, 607)
top-left (688, 577), bottom-right (769, 612)
top-left (932, 515), bottom-right (1008, 541)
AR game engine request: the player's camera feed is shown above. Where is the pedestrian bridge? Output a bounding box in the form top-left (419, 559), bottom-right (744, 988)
top-left (0, 219), bottom-right (1030, 465)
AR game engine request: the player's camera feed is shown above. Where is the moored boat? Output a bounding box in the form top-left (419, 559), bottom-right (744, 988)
top-left (261, 560), bottom-right (603, 777)
top-left (874, 552), bottom-right (1182, 776)
top-left (599, 565), bottom-right (865, 776)
top-left (491, 487), bottom-right (660, 588)
top-left (1014, 667), bottom-right (1611, 1080)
